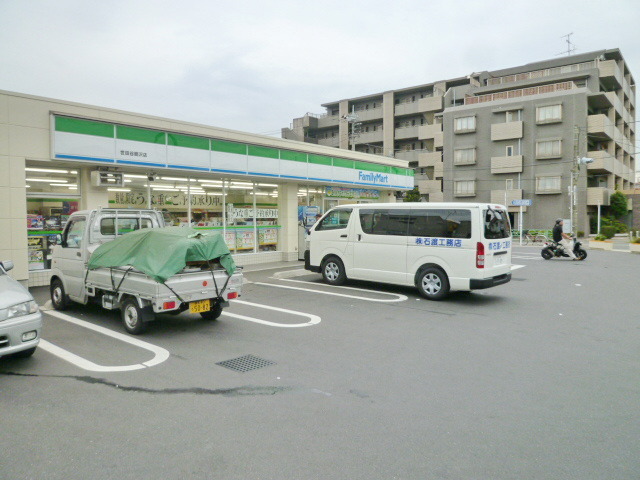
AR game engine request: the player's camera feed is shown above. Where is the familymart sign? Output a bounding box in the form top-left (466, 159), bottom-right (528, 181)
top-left (52, 115), bottom-right (414, 189)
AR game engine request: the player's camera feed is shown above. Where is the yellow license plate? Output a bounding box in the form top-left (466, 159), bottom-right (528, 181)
top-left (189, 299), bottom-right (210, 314)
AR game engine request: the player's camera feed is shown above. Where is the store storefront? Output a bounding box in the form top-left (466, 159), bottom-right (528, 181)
top-left (1, 90), bottom-right (413, 286)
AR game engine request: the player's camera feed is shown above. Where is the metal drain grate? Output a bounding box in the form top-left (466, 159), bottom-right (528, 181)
top-left (216, 354), bottom-right (276, 373)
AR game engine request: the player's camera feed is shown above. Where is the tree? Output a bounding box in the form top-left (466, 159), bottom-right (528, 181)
top-left (403, 187), bottom-right (421, 202)
top-left (609, 191), bottom-right (628, 219)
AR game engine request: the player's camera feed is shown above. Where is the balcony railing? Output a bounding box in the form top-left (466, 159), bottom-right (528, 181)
top-left (465, 81), bottom-right (577, 105)
top-left (486, 61), bottom-right (596, 86)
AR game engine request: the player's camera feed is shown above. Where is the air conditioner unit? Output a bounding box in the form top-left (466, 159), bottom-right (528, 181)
top-left (91, 171), bottom-right (125, 188)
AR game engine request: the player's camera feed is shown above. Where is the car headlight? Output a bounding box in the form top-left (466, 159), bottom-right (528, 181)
top-left (6, 300), bottom-right (39, 319)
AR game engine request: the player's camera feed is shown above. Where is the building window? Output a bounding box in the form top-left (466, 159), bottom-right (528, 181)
top-left (454, 180), bottom-right (476, 196)
top-left (536, 176), bottom-right (562, 193)
top-left (505, 179), bottom-right (514, 190)
top-left (506, 145), bottom-right (514, 156)
top-left (454, 148), bottom-right (476, 165)
top-left (536, 104), bottom-right (562, 124)
top-left (373, 102), bottom-right (376, 108)
top-left (536, 139), bottom-right (562, 159)
top-left (454, 116), bottom-right (476, 133)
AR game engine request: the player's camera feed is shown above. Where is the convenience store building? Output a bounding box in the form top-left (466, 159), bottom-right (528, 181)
top-left (1, 90), bottom-right (413, 286)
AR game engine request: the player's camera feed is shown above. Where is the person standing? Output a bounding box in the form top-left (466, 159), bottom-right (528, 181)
top-left (552, 219), bottom-right (577, 260)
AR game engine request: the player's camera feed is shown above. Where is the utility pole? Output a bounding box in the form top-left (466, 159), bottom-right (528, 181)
top-left (342, 106), bottom-right (361, 151)
top-left (570, 126), bottom-right (594, 234)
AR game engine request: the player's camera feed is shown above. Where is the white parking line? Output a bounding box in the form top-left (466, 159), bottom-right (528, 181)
top-left (256, 278), bottom-right (408, 302)
top-left (223, 300), bottom-right (320, 328)
top-left (511, 264), bottom-right (526, 271)
top-left (40, 310), bottom-right (170, 372)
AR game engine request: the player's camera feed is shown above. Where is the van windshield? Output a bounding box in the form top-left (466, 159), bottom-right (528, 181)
top-left (483, 208), bottom-right (511, 239)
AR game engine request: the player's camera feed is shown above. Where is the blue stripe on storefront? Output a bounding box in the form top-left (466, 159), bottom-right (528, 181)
top-left (55, 154), bottom-right (115, 163)
top-left (118, 160), bottom-right (167, 167)
top-left (210, 168), bottom-right (248, 174)
top-left (170, 164), bottom-right (210, 171)
top-left (247, 171), bottom-right (280, 177)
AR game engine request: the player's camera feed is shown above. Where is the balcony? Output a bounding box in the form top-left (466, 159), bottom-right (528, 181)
top-left (491, 155), bottom-right (523, 174)
top-left (395, 150), bottom-right (420, 162)
top-left (418, 95), bottom-right (443, 112)
top-left (355, 107), bottom-right (383, 122)
top-left (491, 121), bottom-right (523, 141)
top-left (428, 192), bottom-right (444, 202)
top-left (587, 187), bottom-right (612, 206)
top-left (355, 130), bottom-right (384, 144)
top-left (598, 60), bottom-right (622, 88)
top-left (490, 189), bottom-right (523, 208)
top-left (395, 102), bottom-right (420, 116)
top-left (417, 179), bottom-right (442, 195)
top-left (418, 123), bottom-right (442, 140)
top-left (587, 114), bottom-right (615, 139)
top-left (317, 136), bottom-right (339, 148)
top-left (465, 81), bottom-right (577, 105)
top-left (586, 150), bottom-right (615, 175)
top-left (487, 60), bottom-right (596, 86)
top-left (433, 161), bottom-right (444, 178)
top-left (317, 115), bottom-right (340, 128)
top-left (434, 132), bottom-right (443, 149)
top-left (418, 151), bottom-right (442, 168)
top-left (395, 125), bottom-right (420, 140)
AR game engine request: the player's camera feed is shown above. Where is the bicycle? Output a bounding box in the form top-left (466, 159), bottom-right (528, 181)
top-left (522, 231), bottom-right (548, 245)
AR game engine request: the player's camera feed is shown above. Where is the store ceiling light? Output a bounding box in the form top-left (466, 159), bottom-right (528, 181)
top-left (231, 181), bottom-right (253, 186)
top-left (229, 185), bottom-right (254, 189)
top-left (26, 178), bottom-right (69, 183)
top-left (107, 188), bottom-right (131, 192)
top-left (258, 183), bottom-right (278, 187)
top-left (197, 179), bottom-right (223, 184)
top-left (160, 176), bottom-right (191, 181)
top-left (123, 174), bottom-right (150, 179)
top-left (152, 187), bottom-right (180, 192)
top-left (25, 167), bottom-right (70, 174)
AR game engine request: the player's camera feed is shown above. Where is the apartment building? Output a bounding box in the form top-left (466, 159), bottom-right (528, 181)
top-left (283, 49), bottom-right (636, 233)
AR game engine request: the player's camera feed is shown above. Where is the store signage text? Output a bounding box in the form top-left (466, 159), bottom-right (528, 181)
top-left (113, 191), bottom-right (221, 207)
top-left (325, 186), bottom-right (380, 199)
top-left (358, 170), bottom-right (389, 184)
top-left (227, 207), bottom-right (278, 219)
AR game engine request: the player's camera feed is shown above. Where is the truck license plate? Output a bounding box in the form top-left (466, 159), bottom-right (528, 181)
top-left (189, 299), bottom-right (210, 314)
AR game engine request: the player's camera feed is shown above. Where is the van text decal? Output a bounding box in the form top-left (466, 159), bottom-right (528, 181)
top-left (488, 240), bottom-right (511, 250)
top-left (415, 238), bottom-right (463, 247)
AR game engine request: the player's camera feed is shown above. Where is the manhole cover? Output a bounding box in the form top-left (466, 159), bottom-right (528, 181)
top-left (216, 354), bottom-right (276, 373)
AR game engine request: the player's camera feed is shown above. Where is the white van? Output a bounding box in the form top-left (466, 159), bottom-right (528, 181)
top-left (304, 203), bottom-right (512, 300)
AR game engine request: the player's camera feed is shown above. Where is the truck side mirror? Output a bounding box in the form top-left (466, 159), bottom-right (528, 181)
top-left (1, 260), bottom-right (14, 271)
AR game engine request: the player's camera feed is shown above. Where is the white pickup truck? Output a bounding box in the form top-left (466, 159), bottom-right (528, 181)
top-left (49, 208), bottom-right (243, 334)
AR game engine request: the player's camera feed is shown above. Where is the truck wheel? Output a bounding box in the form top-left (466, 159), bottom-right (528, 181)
top-left (416, 267), bottom-right (449, 301)
top-left (321, 256), bottom-right (346, 286)
top-left (50, 278), bottom-right (69, 311)
top-left (121, 297), bottom-right (148, 335)
top-left (200, 302), bottom-right (223, 321)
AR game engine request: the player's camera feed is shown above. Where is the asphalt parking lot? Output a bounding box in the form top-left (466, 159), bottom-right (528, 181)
top-left (2, 247), bottom-right (639, 480)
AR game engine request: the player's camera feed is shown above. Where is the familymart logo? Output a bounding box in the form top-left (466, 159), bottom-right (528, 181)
top-left (358, 170), bottom-right (390, 184)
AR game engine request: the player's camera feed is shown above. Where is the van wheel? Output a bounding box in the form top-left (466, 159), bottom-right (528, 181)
top-left (417, 267), bottom-right (449, 301)
top-left (50, 278), bottom-right (69, 311)
top-left (121, 297), bottom-right (148, 335)
top-left (200, 302), bottom-right (223, 321)
top-left (321, 256), bottom-right (346, 286)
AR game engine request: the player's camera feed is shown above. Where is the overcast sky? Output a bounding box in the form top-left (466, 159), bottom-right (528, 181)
top-left (0, 0), bottom-right (638, 140)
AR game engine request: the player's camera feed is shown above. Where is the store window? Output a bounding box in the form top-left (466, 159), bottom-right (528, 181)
top-left (26, 162), bottom-right (80, 271)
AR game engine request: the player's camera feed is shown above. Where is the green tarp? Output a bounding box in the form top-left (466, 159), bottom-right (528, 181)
top-left (88, 227), bottom-right (236, 284)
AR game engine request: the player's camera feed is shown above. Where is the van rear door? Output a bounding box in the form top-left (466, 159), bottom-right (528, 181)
top-left (482, 206), bottom-right (512, 273)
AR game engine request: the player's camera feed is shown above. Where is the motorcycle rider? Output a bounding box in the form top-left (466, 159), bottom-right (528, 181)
top-left (552, 218), bottom-right (577, 260)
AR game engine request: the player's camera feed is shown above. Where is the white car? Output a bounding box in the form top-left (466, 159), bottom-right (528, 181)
top-left (0, 260), bottom-right (42, 358)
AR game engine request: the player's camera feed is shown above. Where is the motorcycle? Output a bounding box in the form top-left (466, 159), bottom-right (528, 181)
top-left (541, 237), bottom-right (587, 260)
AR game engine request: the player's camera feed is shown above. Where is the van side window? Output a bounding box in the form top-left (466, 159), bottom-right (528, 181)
top-left (359, 209), bottom-right (411, 236)
top-left (63, 218), bottom-right (87, 248)
top-left (409, 209), bottom-right (472, 238)
top-left (315, 209), bottom-right (352, 231)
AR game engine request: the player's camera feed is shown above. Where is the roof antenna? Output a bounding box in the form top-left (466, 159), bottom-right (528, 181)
top-left (556, 33), bottom-right (576, 56)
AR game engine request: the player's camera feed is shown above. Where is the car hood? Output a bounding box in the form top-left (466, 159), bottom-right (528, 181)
top-left (0, 274), bottom-right (34, 308)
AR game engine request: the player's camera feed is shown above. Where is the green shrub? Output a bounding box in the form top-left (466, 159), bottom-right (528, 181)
top-left (594, 234), bottom-right (608, 241)
top-left (601, 226), bottom-right (616, 239)
top-left (600, 216), bottom-right (628, 233)
top-left (600, 225), bottom-right (618, 238)
top-left (577, 231), bottom-right (584, 238)
top-left (632, 237), bottom-right (640, 244)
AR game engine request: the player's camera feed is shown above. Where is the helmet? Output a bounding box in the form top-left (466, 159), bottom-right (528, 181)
top-left (555, 218), bottom-right (563, 224)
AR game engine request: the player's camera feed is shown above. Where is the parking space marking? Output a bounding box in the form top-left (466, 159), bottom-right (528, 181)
top-left (511, 264), bottom-right (526, 271)
top-left (223, 300), bottom-right (320, 328)
top-left (40, 310), bottom-right (170, 372)
top-left (256, 279), bottom-right (409, 302)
